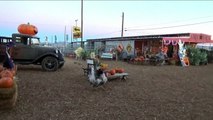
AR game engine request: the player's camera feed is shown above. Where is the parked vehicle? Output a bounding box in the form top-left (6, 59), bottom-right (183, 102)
top-left (0, 33), bottom-right (65, 71)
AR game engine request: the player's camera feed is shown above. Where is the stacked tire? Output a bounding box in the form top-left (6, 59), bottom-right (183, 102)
top-left (0, 65), bottom-right (18, 109)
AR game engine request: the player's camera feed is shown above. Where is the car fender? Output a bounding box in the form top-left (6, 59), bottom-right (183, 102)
top-left (33, 52), bottom-right (59, 63)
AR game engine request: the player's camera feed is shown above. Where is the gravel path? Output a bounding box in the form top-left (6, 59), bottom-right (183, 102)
top-left (0, 57), bottom-right (213, 120)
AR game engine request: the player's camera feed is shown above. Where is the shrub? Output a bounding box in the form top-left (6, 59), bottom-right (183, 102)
top-left (187, 47), bottom-right (208, 65)
top-left (80, 50), bottom-right (89, 60)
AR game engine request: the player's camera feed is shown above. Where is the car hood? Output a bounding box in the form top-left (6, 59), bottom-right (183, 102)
top-left (36, 46), bottom-right (57, 53)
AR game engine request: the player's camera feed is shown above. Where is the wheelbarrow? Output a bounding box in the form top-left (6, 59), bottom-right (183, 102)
top-left (106, 72), bottom-right (128, 81)
top-left (83, 59), bottom-right (128, 87)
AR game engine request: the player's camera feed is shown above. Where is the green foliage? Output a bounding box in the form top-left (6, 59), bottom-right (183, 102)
top-left (80, 50), bottom-right (98, 60)
top-left (200, 49), bottom-right (213, 63)
top-left (200, 51), bottom-right (208, 64)
top-left (80, 50), bottom-right (90, 60)
top-left (208, 51), bottom-right (213, 63)
top-left (187, 47), bottom-right (208, 65)
top-left (93, 48), bottom-right (99, 55)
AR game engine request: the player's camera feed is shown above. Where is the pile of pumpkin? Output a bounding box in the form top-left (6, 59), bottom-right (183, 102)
top-left (0, 65), bottom-right (18, 109)
top-left (99, 63), bottom-right (125, 76)
top-left (129, 56), bottom-right (144, 64)
top-left (107, 68), bottom-right (125, 76)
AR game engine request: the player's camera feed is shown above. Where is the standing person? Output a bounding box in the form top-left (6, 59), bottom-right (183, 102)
top-left (3, 42), bottom-right (15, 69)
top-left (162, 46), bottom-right (168, 58)
top-left (135, 48), bottom-right (140, 57)
top-left (155, 48), bottom-right (166, 65)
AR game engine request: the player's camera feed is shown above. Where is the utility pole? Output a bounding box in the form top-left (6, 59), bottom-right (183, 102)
top-left (81, 0), bottom-right (83, 48)
top-left (121, 12), bottom-right (124, 37)
top-left (64, 26), bottom-right (66, 48)
top-left (75, 19), bottom-right (78, 27)
top-left (71, 26), bottom-right (72, 43)
top-left (51, 35), bottom-right (53, 45)
top-left (45, 36), bottom-right (48, 46)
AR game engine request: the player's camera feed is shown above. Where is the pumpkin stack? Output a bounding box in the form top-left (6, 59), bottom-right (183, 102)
top-left (108, 68), bottom-right (125, 76)
top-left (0, 64), bottom-right (18, 109)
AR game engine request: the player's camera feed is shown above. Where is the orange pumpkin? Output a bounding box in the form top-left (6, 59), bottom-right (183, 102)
top-left (109, 69), bottom-right (116, 75)
top-left (0, 77), bottom-right (14, 88)
top-left (115, 68), bottom-right (120, 73)
top-left (18, 22), bottom-right (38, 35)
top-left (9, 69), bottom-right (16, 76)
top-left (115, 68), bottom-right (124, 73)
top-left (0, 70), bottom-right (14, 79)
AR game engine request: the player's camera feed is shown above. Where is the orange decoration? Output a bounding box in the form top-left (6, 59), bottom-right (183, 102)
top-left (18, 22), bottom-right (38, 35)
top-left (0, 77), bottom-right (14, 88)
top-left (115, 68), bottom-right (124, 73)
top-left (109, 69), bottom-right (116, 75)
top-left (117, 44), bottom-right (124, 53)
top-left (161, 46), bottom-right (168, 54)
top-left (183, 57), bottom-right (190, 66)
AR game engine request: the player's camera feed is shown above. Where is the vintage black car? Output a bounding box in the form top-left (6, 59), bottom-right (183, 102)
top-left (0, 33), bottom-right (65, 71)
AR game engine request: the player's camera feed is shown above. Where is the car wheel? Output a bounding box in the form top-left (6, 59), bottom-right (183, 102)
top-left (42, 56), bottom-right (59, 71)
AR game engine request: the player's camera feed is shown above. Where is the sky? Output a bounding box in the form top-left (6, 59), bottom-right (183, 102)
top-left (0, 1), bottom-right (213, 43)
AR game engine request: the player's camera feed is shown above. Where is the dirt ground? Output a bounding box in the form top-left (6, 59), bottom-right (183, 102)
top-left (0, 57), bottom-right (213, 120)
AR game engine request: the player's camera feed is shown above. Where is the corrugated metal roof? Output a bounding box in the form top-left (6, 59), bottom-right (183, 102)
top-left (87, 33), bottom-right (191, 42)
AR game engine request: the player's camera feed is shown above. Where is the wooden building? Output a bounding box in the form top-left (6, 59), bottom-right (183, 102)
top-left (86, 33), bottom-right (213, 59)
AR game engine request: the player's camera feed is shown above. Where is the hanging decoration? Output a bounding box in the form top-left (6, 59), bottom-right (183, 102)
top-left (126, 43), bottom-right (132, 53)
top-left (164, 40), bottom-right (171, 45)
top-left (178, 39), bottom-right (189, 67)
top-left (172, 40), bottom-right (178, 46)
top-left (117, 43), bottom-right (124, 53)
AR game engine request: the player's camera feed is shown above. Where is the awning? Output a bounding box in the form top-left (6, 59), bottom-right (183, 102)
top-left (162, 37), bottom-right (213, 45)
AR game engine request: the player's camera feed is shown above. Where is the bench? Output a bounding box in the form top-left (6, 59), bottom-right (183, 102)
top-left (101, 53), bottom-right (113, 59)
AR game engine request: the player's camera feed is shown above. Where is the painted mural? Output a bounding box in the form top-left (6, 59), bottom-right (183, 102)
top-left (105, 40), bottom-right (135, 55)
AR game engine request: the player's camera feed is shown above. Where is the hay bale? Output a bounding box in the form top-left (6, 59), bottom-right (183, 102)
top-left (0, 80), bottom-right (18, 110)
top-left (0, 90), bottom-right (17, 109)
top-left (0, 80), bottom-right (17, 99)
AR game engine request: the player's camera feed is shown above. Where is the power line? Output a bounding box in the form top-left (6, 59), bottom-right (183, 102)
top-left (87, 30), bottom-right (121, 39)
top-left (125, 20), bottom-right (213, 31)
top-left (126, 15), bottom-right (213, 29)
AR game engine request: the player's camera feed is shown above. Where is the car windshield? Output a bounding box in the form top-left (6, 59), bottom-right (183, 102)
top-left (31, 38), bottom-right (40, 45)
